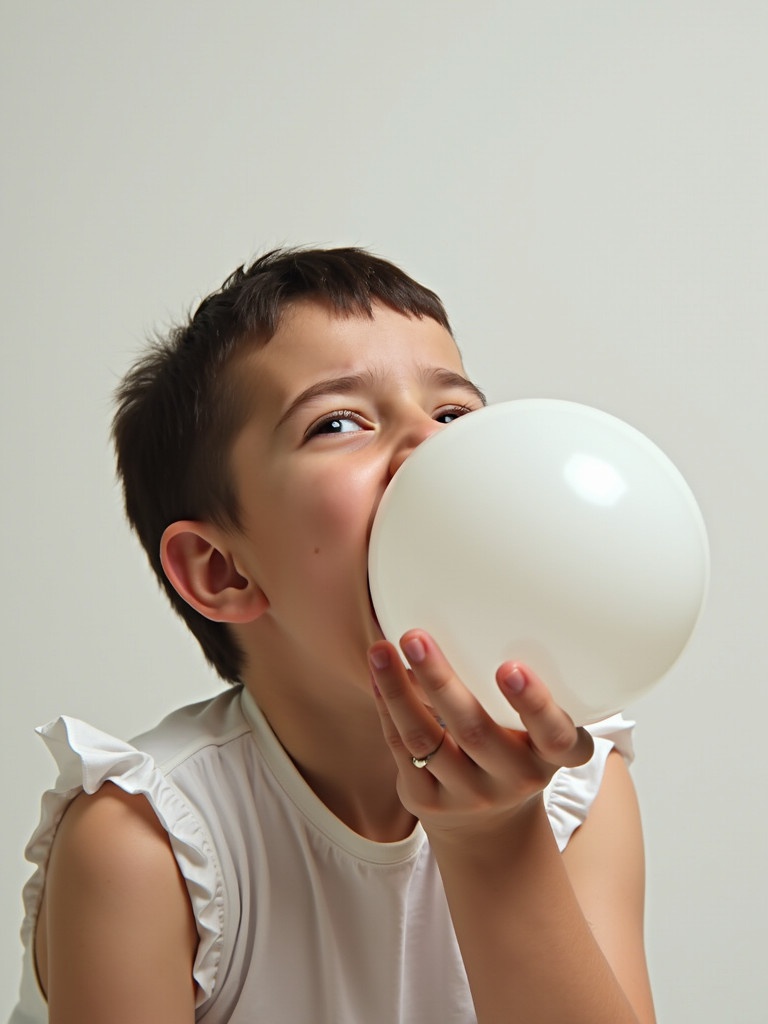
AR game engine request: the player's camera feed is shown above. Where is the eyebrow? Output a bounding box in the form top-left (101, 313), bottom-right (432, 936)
top-left (275, 368), bottom-right (487, 430)
top-left (426, 368), bottom-right (487, 406)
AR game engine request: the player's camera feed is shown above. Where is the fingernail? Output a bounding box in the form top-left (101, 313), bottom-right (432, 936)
top-left (401, 636), bottom-right (426, 665)
top-left (369, 648), bottom-right (390, 670)
top-left (501, 667), bottom-right (526, 695)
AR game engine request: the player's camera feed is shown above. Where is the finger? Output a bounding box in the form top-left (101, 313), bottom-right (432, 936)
top-left (368, 642), bottom-right (447, 778)
top-left (497, 663), bottom-right (594, 768)
top-left (398, 630), bottom-right (516, 775)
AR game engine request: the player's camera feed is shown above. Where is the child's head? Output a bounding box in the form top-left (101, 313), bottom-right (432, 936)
top-left (112, 247), bottom-right (452, 682)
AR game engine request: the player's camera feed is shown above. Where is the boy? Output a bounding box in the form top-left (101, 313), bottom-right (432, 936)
top-left (14, 248), bottom-right (655, 1022)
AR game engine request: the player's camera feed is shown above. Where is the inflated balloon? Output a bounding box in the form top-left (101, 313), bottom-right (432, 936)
top-left (368, 400), bottom-right (709, 728)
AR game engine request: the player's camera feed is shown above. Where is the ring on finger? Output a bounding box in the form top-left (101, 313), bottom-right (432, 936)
top-left (411, 731), bottom-right (445, 769)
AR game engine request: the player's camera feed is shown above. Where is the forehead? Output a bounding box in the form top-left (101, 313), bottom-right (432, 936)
top-left (237, 299), bottom-right (465, 409)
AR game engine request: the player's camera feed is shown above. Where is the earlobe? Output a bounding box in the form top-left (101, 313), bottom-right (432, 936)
top-left (160, 521), bottom-right (269, 623)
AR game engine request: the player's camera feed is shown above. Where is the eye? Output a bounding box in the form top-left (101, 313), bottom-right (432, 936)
top-left (306, 410), bottom-right (365, 438)
top-left (434, 404), bottom-right (474, 425)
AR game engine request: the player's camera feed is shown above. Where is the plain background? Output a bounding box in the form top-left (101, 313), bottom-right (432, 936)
top-left (2, 3), bottom-right (766, 1020)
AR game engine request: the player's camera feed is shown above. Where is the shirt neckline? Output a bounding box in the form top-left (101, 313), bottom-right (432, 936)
top-left (239, 688), bottom-right (426, 865)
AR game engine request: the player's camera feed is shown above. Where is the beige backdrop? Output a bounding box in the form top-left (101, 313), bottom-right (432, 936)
top-left (3, 3), bottom-right (766, 1021)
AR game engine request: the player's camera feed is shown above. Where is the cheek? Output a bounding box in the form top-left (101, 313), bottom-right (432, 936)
top-left (290, 467), bottom-right (374, 558)
top-left (310, 494), bottom-right (367, 551)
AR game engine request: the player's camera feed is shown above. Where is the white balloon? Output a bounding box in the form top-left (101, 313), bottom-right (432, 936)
top-left (368, 400), bottom-right (709, 728)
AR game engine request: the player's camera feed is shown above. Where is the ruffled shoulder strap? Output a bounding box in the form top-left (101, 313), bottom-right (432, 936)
top-left (19, 716), bottom-right (226, 1009)
top-left (544, 713), bottom-right (635, 852)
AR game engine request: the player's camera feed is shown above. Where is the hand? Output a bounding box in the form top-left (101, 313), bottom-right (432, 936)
top-left (369, 629), bottom-right (594, 840)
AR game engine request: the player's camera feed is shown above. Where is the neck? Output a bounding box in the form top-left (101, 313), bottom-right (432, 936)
top-left (243, 659), bottom-right (417, 843)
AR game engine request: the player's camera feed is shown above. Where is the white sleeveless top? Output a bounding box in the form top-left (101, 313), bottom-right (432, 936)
top-left (10, 687), bottom-right (634, 1023)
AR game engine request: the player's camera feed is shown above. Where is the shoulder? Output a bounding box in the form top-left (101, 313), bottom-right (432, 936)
top-left (131, 685), bottom-right (251, 768)
top-left (131, 684), bottom-right (247, 757)
top-left (49, 781), bottom-right (187, 882)
top-left (37, 783), bottom-right (197, 1022)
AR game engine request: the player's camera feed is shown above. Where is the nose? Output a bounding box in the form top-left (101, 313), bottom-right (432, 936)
top-left (388, 412), bottom-right (443, 480)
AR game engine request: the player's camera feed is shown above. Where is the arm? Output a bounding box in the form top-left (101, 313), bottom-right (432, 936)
top-left (562, 750), bottom-right (656, 1023)
top-left (370, 631), bottom-right (656, 1024)
top-left (36, 783), bottom-right (198, 1024)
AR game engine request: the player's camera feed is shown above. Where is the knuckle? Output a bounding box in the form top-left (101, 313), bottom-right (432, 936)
top-left (452, 716), bottom-right (489, 751)
top-left (543, 721), bottom-right (578, 758)
top-left (383, 726), bottom-right (408, 754)
top-left (402, 725), bottom-right (439, 758)
top-left (422, 669), bottom-right (451, 698)
top-left (521, 758), bottom-right (554, 792)
top-left (522, 687), bottom-right (549, 717)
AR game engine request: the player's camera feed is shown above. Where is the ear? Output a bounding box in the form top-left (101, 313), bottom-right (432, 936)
top-left (160, 521), bottom-right (269, 624)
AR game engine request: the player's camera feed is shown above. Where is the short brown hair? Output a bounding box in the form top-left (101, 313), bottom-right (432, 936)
top-left (112, 247), bottom-right (451, 682)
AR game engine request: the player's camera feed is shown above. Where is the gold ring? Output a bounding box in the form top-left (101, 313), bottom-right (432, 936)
top-left (411, 732), bottom-right (445, 769)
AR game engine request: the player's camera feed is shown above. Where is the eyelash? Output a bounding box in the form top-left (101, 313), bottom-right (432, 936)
top-left (305, 404), bottom-right (475, 439)
top-left (435, 403), bottom-right (474, 424)
top-left (305, 410), bottom-right (363, 438)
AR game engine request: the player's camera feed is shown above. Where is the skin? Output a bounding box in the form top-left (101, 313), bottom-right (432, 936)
top-left (36, 300), bottom-right (656, 1022)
